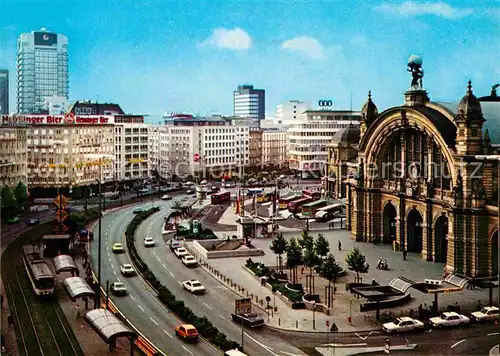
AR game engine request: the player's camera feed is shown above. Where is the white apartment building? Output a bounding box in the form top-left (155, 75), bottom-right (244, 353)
top-left (156, 115), bottom-right (250, 180)
top-left (262, 130), bottom-right (288, 168)
top-left (17, 28), bottom-right (69, 114)
top-left (288, 110), bottom-right (360, 178)
top-left (114, 123), bottom-right (151, 182)
top-left (276, 100), bottom-right (309, 126)
top-left (0, 126), bottom-right (28, 187)
top-left (0, 115), bottom-right (116, 188)
top-left (148, 125), bottom-right (160, 177)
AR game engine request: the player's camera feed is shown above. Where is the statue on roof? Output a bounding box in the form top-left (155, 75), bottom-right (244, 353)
top-left (407, 54), bottom-right (424, 89)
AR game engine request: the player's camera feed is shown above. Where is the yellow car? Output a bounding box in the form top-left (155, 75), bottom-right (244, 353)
top-left (112, 243), bottom-right (124, 253)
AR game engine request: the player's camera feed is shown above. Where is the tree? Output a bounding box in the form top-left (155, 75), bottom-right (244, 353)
top-left (13, 182), bottom-right (28, 210)
top-left (270, 233), bottom-right (288, 274)
top-left (298, 230), bottom-right (314, 250)
top-left (303, 246), bottom-right (320, 295)
top-left (315, 233), bottom-right (330, 260)
top-left (319, 254), bottom-right (343, 307)
top-left (285, 238), bottom-right (302, 284)
top-left (345, 247), bottom-right (369, 283)
top-left (1, 186), bottom-right (15, 216)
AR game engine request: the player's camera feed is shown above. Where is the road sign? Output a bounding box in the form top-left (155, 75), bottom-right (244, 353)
top-left (53, 195), bottom-right (68, 208)
top-left (326, 320), bottom-right (330, 327)
top-left (235, 298), bottom-right (252, 314)
top-left (55, 209), bottom-right (68, 222)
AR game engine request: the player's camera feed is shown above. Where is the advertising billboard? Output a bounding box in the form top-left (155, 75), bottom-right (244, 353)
top-left (34, 32), bottom-right (58, 46)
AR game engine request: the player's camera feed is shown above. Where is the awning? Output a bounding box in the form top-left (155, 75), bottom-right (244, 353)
top-left (62, 277), bottom-right (95, 299)
top-left (53, 255), bottom-right (78, 274)
top-left (85, 309), bottom-right (136, 344)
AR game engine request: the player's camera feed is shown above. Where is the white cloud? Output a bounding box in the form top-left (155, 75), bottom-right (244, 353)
top-left (201, 27), bottom-right (252, 51)
top-left (376, 1), bottom-right (473, 19)
top-left (280, 36), bottom-right (325, 59)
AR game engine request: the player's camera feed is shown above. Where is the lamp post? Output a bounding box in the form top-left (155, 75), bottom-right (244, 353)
top-left (312, 300), bottom-right (316, 330)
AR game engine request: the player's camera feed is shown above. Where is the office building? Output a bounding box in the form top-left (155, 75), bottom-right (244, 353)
top-left (288, 109), bottom-right (361, 178)
top-left (233, 85), bottom-right (265, 125)
top-left (262, 129), bottom-right (288, 169)
top-left (0, 70), bottom-right (8, 114)
top-left (0, 126), bottom-right (28, 187)
top-left (17, 28), bottom-right (69, 114)
top-left (276, 100), bottom-right (309, 126)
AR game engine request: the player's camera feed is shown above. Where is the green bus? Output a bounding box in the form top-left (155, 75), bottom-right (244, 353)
top-left (301, 200), bottom-right (328, 217)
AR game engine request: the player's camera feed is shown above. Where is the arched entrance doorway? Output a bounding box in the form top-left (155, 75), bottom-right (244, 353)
top-left (492, 230), bottom-right (498, 277)
top-left (407, 209), bottom-right (423, 253)
top-left (434, 215), bottom-right (448, 263)
top-left (383, 203), bottom-right (397, 243)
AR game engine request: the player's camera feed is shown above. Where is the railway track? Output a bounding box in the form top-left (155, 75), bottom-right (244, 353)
top-left (2, 243), bottom-right (84, 356)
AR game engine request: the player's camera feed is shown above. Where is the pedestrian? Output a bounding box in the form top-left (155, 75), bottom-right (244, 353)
top-left (403, 249), bottom-right (407, 261)
top-left (7, 315), bottom-right (13, 327)
top-left (75, 304), bottom-right (81, 318)
top-left (338, 240), bottom-right (342, 251)
top-left (0, 294), bottom-right (3, 309)
top-left (418, 303), bottom-right (423, 318)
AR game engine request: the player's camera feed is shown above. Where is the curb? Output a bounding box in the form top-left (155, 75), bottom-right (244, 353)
top-left (263, 323), bottom-right (382, 335)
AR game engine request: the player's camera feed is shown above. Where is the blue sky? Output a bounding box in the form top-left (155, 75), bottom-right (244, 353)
top-left (1, 0), bottom-right (499, 117)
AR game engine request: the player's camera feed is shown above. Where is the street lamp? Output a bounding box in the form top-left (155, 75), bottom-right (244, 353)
top-left (85, 154), bottom-right (114, 309)
top-left (312, 300), bottom-right (316, 330)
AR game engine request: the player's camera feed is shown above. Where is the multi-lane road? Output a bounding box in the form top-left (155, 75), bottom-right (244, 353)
top-left (90, 200), bottom-right (306, 356)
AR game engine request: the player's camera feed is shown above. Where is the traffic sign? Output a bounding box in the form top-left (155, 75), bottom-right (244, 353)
top-left (53, 195), bottom-right (68, 208)
top-left (55, 209), bottom-right (68, 222)
top-left (326, 320), bottom-right (330, 327)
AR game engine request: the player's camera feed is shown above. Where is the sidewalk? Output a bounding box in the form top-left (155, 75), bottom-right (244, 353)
top-left (0, 281), bottom-right (19, 356)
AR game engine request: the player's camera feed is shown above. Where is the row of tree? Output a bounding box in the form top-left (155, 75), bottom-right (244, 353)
top-left (270, 231), bottom-right (370, 307)
top-left (1, 182), bottom-right (28, 217)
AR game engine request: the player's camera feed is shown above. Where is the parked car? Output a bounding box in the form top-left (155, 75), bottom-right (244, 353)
top-left (471, 306), bottom-right (499, 323)
top-left (27, 218), bottom-right (40, 226)
top-left (144, 237), bottom-right (155, 247)
top-left (133, 207), bottom-right (143, 214)
top-left (174, 247), bottom-right (189, 258)
top-left (175, 324), bottom-right (199, 343)
top-left (429, 312), bottom-right (470, 328)
top-left (110, 282), bottom-right (127, 295)
top-left (7, 216), bottom-right (20, 224)
top-left (182, 279), bottom-right (205, 294)
top-left (210, 186), bottom-right (220, 193)
top-left (382, 317), bottom-right (425, 333)
top-left (170, 239), bottom-right (181, 251)
top-left (161, 194), bottom-right (172, 200)
top-left (181, 255), bottom-right (198, 267)
top-left (112, 243), bottom-right (125, 253)
top-left (224, 183), bottom-right (234, 188)
top-left (185, 189), bottom-right (195, 195)
top-left (200, 180), bottom-right (208, 185)
top-left (120, 264), bottom-right (136, 276)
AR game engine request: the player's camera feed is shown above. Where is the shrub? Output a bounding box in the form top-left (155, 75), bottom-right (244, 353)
top-left (292, 302), bottom-right (306, 309)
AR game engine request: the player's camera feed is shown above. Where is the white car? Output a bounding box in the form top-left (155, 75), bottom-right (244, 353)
top-left (110, 282), bottom-right (127, 295)
top-left (429, 312), bottom-right (470, 328)
top-left (182, 279), bottom-right (205, 294)
top-left (161, 194), bottom-right (172, 200)
top-left (120, 264), bottom-right (136, 276)
top-left (382, 317), bottom-right (424, 333)
top-left (471, 306), bottom-right (500, 323)
top-left (144, 237), bottom-right (155, 247)
top-left (174, 247), bottom-right (189, 258)
top-left (181, 255), bottom-right (198, 267)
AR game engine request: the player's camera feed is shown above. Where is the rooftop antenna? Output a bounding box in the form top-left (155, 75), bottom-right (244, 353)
top-left (350, 90), bottom-right (353, 113)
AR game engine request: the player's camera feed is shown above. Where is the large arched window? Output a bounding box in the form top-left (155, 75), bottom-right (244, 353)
top-left (432, 144), bottom-right (451, 190)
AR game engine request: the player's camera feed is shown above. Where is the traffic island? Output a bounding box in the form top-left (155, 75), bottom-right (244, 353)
top-left (191, 239), bottom-right (265, 259)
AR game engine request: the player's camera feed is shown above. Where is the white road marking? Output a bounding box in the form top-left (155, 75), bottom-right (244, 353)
top-left (163, 330), bottom-right (173, 338)
top-left (153, 250), bottom-right (157, 255)
top-left (129, 295), bottom-right (135, 301)
top-left (355, 331), bottom-right (377, 341)
top-left (156, 256), bottom-right (161, 262)
top-left (281, 352), bottom-right (305, 356)
top-left (488, 332), bottom-right (499, 336)
top-left (203, 302), bottom-right (213, 310)
top-left (244, 332), bottom-right (278, 355)
top-left (108, 257), bottom-right (112, 263)
top-left (322, 343), bottom-right (367, 347)
top-left (451, 339), bottom-right (466, 348)
top-left (169, 272), bottom-right (175, 278)
top-left (162, 263), bottom-right (167, 269)
top-left (138, 305), bottom-right (145, 312)
top-left (219, 315), bottom-right (229, 321)
top-left (113, 270), bottom-right (117, 275)
top-left (182, 346), bottom-right (194, 355)
top-left (150, 317), bottom-right (159, 325)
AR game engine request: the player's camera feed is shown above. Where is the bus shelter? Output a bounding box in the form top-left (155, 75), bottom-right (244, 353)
top-left (62, 277), bottom-right (95, 309)
top-left (53, 255), bottom-right (79, 276)
top-left (85, 309), bottom-right (136, 354)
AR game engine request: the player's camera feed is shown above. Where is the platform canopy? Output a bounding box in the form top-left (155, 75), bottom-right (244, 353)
top-left (62, 277), bottom-right (95, 299)
top-left (53, 255), bottom-right (78, 274)
top-left (84, 309), bottom-right (136, 344)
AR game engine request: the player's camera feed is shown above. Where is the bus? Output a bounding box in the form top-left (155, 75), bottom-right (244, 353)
top-left (288, 197), bottom-right (313, 213)
top-left (22, 245), bottom-right (54, 296)
top-left (211, 191), bottom-right (231, 204)
top-left (256, 191), bottom-right (276, 203)
top-left (302, 189), bottom-right (321, 200)
top-left (247, 188), bottom-right (263, 197)
top-left (315, 203), bottom-right (343, 221)
top-left (301, 200), bottom-right (328, 217)
top-left (278, 194), bottom-right (301, 210)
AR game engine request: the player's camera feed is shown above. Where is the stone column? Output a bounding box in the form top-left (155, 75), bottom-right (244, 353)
top-left (399, 194), bottom-right (406, 251)
top-left (425, 200), bottom-right (433, 262)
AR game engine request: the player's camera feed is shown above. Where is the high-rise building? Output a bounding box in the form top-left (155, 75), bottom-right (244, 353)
top-left (233, 85), bottom-right (265, 125)
top-left (0, 70), bottom-right (8, 114)
top-left (276, 100), bottom-right (309, 126)
top-left (17, 28), bottom-right (69, 114)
